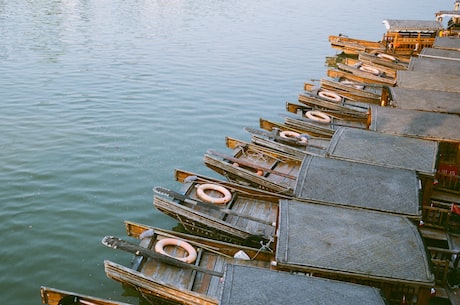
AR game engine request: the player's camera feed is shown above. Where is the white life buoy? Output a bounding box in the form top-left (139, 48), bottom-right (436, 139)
top-left (318, 90), bottom-right (341, 102)
top-left (377, 53), bottom-right (396, 61)
top-left (359, 65), bottom-right (380, 75)
top-left (279, 130), bottom-right (308, 144)
top-left (196, 183), bottom-right (232, 205)
top-left (305, 110), bottom-right (331, 124)
top-left (155, 238), bottom-right (197, 264)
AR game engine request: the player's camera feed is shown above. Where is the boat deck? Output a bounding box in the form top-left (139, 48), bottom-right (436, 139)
top-left (137, 236), bottom-right (271, 299)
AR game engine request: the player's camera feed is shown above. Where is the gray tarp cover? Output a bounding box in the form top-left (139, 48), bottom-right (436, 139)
top-left (434, 36), bottom-right (460, 51)
top-left (294, 155), bottom-right (420, 216)
top-left (409, 48), bottom-right (460, 79)
top-left (370, 105), bottom-right (460, 142)
top-left (388, 87), bottom-right (460, 114)
top-left (219, 264), bottom-right (386, 305)
top-left (326, 127), bottom-right (438, 176)
top-left (276, 200), bottom-right (434, 284)
top-left (396, 70), bottom-right (460, 92)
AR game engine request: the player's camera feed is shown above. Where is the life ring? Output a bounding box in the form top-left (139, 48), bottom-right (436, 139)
top-left (196, 183), bottom-right (232, 205)
top-left (377, 53), bottom-right (396, 61)
top-left (318, 90), bottom-right (341, 103)
top-left (279, 130), bottom-right (308, 144)
top-left (155, 238), bottom-right (197, 264)
top-left (358, 65), bottom-right (380, 75)
top-left (305, 110), bottom-right (331, 124)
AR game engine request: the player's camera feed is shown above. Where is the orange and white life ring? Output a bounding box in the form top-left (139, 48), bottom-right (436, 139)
top-left (305, 110), bottom-right (331, 124)
top-left (196, 183), bottom-right (232, 205)
top-left (377, 53), bottom-right (396, 61)
top-left (359, 65), bottom-right (380, 75)
top-left (155, 238), bottom-right (197, 264)
top-left (318, 90), bottom-right (341, 102)
top-left (279, 130), bottom-right (308, 144)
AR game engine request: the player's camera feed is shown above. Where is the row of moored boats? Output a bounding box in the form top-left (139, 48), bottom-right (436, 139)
top-left (42, 3), bottom-right (460, 305)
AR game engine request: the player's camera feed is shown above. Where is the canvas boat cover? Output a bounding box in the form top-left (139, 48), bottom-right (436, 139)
top-left (219, 264), bottom-right (386, 305)
top-left (419, 47), bottom-right (460, 60)
top-left (294, 155), bottom-right (420, 216)
top-left (408, 50), bottom-right (460, 76)
top-left (326, 127), bottom-right (438, 176)
top-left (369, 105), bottom-right (460, 142)
top-left (382, 19), bottom-right (443, 32)
top-left (396, 70), bottom-right (460, 92)
top-left (388, 86), bottom-right (460, 115)
top-left (276, 199), bottom-right (434, 285)
top-left (433, 37), bottom-right (460, 51)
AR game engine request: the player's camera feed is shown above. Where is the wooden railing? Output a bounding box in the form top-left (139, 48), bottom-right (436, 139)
top-left (427, 247), bottom-right (460, 286)
top-left (421, 205), bottom-right (451, 230)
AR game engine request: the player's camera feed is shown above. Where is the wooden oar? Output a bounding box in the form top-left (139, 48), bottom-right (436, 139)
top-left (102, 236), bottom-right (223, 277)
top-left (154, 187), bottom-right (275, 226)
top-left (207, 149), bottom-right (297, 180)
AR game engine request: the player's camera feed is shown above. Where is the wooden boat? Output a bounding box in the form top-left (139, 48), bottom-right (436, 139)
top-left (334, 62), bottom-right (396, 85)
top-left (326, 67), bottom-right (391, 88)
top-left (153, 169), bottom-right (283, 248)
top-left (275, 199), bottom-right (440, 305)
top-left (283, 103), bottom-right (460, 144)
top-left (283, 105), bottom-right (368, 134)
top-left (328, 35), bottom-right (386, 55)
top-left (103, 221), bottom-right (391, 305)
top-left (203, 137), bottom-right (302, 195)
top-left (259, 116), bottom-right (332, 139)
top-left (40, 286), bottom-right (131, 305)
top-left (246, 124), bottom-right (438, 205)
top-left (344, 57), bottom-right (398, 79)
top-left (244, 126), bottom-right (330, 158)
top-left (204, 137), bottom-right (422, 217)
top-left (303, 78), bottom-right (382, 104)
top-left (103, 221), bottom-right (273, 305)
top-left (282, 105), bottom-right (460, 205)
top-left (357, 52), bottom-right (409, 70)
top-left (381, 19), bottom-right (444, 56)
top-left (289, 98), bottom-right (369, 121)
top-left (330, 19), bottom-right (443, 57)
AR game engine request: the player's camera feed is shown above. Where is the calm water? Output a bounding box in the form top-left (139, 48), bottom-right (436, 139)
top-left (0, 0), bottom-right (443, 304)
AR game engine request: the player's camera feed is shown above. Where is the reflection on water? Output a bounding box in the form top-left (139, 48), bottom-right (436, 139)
top-left (0, 0), bottom-right (443, 303)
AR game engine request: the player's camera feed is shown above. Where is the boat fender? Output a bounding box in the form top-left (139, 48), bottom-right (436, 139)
top-left (183, 175), bottom-right (198, 183)
top-left (234, 250), bottom-right (251, 260)
top-left (196, 183), bottom-right (232, 205)
top-left (139, 229), bottom-right (155, 239)
top-left (279, 130), bottom-right (308, 144)
top-left (318, 90), bottom-right (341, 102)
top-left (305, 110), bottom-right (331, 124)
top-left (377, 53), bottom-right (396, 61)
top-left (155, 238), bottom-right (197, 264)
top-left (358, 65), bottom-right (380, 75)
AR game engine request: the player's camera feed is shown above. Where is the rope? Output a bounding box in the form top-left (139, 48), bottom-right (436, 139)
top-left (251, 236), bottom-right (274, 260)
top-left (418, 54), bottom-right (460, 62)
